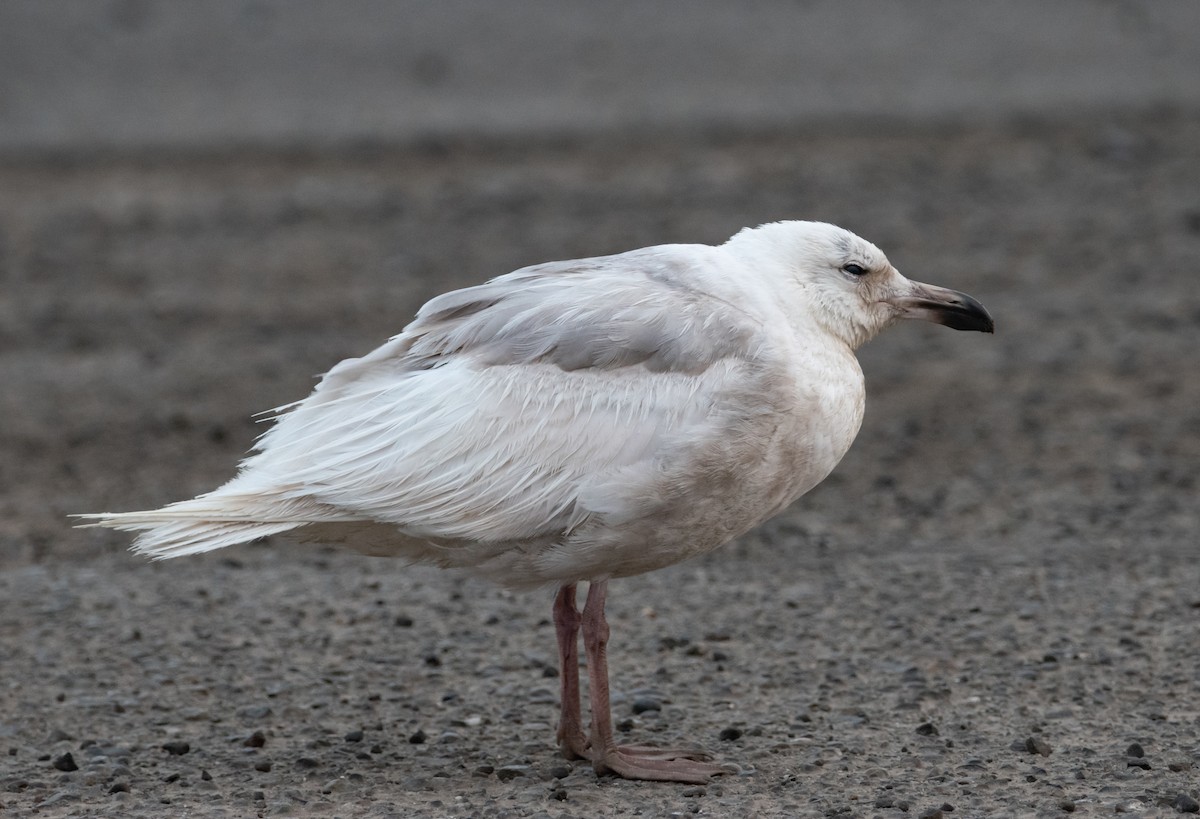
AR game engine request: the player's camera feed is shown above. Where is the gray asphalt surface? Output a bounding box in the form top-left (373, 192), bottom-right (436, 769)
top-left (3, 115), bottom-right (1200, 817)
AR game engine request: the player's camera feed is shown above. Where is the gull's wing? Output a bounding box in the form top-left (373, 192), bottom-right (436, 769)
top-left (244, 245), bottom-right (770, 545)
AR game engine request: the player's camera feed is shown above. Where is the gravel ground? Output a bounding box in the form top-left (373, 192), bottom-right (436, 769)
top-left (2, 113), bottom-right (1200, 817)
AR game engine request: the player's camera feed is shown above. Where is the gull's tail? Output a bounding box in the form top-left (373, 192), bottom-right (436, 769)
top-left (75, 492), bottom-right (312, 560)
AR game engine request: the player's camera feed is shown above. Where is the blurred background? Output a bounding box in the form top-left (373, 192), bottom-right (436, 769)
top-left (3, 1), bottom-right (1200, 152)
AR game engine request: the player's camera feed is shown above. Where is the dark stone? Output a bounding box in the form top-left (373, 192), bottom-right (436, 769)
top-left (409, 729), bottom-right (427, 744)
top-left (243, 730), bottom-right (266, 748)
top-left (495, 765), bottom-right (529, 782)
top-left (631, 698), bottom-right (661, 714)
top-left (254, 760), bottom-right (272, 772)
top-left (1024, 736), bottom-right (1052, 757)
top-left (1126, 742), bottom-right (1145, 758)
top-left (295, 757), bottom-right (319, 769)
top-left (1127, 757), bottom-right (1151, 770)
top-left (52, 753), bottom-right (78, 772)
top-left (108, 782), bottom-right (130, 794)
top-left (1173, 794), bottom-right (1200, 813)
top-left (719, 727), bottom-right (742, 742)
top-left (344, 729), bottom-right (364, 743)
top-left (161, 741), bottom-right (190, 756)
top-left (915, 722), bottom-right (939, 736)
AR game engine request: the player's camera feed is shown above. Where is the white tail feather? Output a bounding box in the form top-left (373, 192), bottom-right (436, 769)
top-left (76, 494), bottom-right (311, 560)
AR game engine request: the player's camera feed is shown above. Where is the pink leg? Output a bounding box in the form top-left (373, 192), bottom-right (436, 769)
top-left (579, 579), bottom-right (731, 783)
top-left (553, 584), bottom-right (589, 759)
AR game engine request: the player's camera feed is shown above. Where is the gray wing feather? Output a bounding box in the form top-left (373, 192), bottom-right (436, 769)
top-left (402, 247), bottom-right (761, 374)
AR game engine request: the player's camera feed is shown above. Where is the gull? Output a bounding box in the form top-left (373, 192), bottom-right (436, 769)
top-left (80, 221), bottom-right (993, 783)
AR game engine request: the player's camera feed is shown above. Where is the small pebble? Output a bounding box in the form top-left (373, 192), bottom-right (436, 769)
top-left (394, 615), bottom-right (414, 627)
top-left (254, 760), bottom-right (272, 772)
top-left (495, 765), bottom-right (530, 782)
top-left (631, 698), bottom-right (661, 714)
top-left (108, 782), bottom-right (130, 794)
top-left (243, 730), bottom-right (266, 748)
top-left (1059, 799), bottom-right (1076, 812)
top-left (549, 765), bottom-right (571, 779)
top-left (682, 786), bottom-right (706, 797)
top-left (344, 729), bottom-right (364, 743)
top-left (718, 727), bottom-right (742, 742)
top-left (473, 765), bottom-right (494, 777)
top-left (1127, 757), bottom-right (1151, 770)
top-left (1173, 794), bottom-right (1200, 813)
top-left (409, 729), bottom-right (427, 744)
top-left (295, 757), bottom-right (319, 769)
top-left (1024, 737), bottom-right (1052, 757)
top-left (161, 741), bottom-right (190, 756)
top-left (52, 753), bottom-right (78, 772)
top-left (916, 722), bottom-right (939, 736)
top-left (1126, 742), bottom-right (1145, 758)
top-left (200, 770), bottom-right (212, 782)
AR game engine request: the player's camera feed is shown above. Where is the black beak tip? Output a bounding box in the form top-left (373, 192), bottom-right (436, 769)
top-left (959, 295), bottom-right (995, 334)
top-left (938, 292), bottom-right (994, 334)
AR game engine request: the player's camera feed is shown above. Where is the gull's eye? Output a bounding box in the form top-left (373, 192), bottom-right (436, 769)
top-left (842, 263), bottom-right (868, 276)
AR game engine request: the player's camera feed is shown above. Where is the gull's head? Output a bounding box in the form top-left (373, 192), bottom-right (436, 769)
top-left (730, 221), bottom-right (994, 349)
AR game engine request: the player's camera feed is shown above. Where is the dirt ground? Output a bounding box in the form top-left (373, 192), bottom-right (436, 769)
top-left (2, 113), bottom-right (1200, 817)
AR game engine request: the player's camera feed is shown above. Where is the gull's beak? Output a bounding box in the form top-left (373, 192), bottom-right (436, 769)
top-left (887, 281), bottom-right (995, 333)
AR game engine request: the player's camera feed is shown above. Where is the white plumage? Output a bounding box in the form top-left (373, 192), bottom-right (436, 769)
top-left (80, 220), bottom-right (992, 782)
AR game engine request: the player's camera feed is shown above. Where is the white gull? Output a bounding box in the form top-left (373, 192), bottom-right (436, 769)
top-left (80, 220), bottom-right (993, 783)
